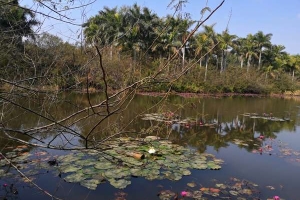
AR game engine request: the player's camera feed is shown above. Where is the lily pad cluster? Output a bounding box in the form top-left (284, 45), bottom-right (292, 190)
top-left (142, 113), bottom-right (217, 127)
top-left (54, 136), bottom-right (223, 190)
top-left (242, 113), bottom-right (290, 122)
top-left (0, 146), bottom-right (53, 199)
top-left (0, 137), bottom-right (224, 190)
top-left (252, 137), bottom-right (300, 164)
top-left (158, 177), bottom-right (284, 200)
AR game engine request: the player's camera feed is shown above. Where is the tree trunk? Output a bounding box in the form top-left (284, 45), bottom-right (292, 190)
top-left (247, 55), bottom-right (251, 72)
top-left (220, 51), bottom-right (224, 72)
top-left (199, 58), bottom-right (202, 68)
top-left (133, 49), bottom-right (136, 67)
top-left (240, 57), bottom-right (244, 68)
top-left (182, 46), bottom-right (185, 71)
top-left (110, 45), bottom-right (113, 60)
top-left (258, 48), bottom-right (262, 70)
top-left (224, 51), bottom-right (227, 71)
top-left (292, 69), bottom-right (295, 81)
top-left (204, 56), bottom-right (209, 82)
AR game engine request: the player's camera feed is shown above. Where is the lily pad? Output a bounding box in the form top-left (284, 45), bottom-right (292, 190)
top-left (108, 178), bottom-right (131, 189)
top-left (94, 162), bottom-right (113, 170)
top-left (229, 190), bottom-right (239, 196)
top-left (80, 179), bottom-right (100, 190)
top-left (60, 165), bottom-right (81, 173)
top-left (64, 172), bottom-right (85, 182)
top-left (187, 182), bottom-right (196, 187)
top-left (158, 190), bottom-right (176, 200)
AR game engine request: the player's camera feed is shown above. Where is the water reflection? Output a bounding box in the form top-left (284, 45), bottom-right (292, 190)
top-left (1, 94), bottom-right (298, 152)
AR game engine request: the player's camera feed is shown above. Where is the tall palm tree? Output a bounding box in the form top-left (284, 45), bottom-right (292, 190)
top-left (199, 24), bottom-right (217, 81)
top-left (287, 55), bottom-right (300, 81)
top-left (254, 31), bottom-right (273, 69)
top-left (217, 31), bottom-right (237, 71)
top-left (244, 34), bottom-right (258, 72)
top-left (232, 37), bottom-right (247, 68)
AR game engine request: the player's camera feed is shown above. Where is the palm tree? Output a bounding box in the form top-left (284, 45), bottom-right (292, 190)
top-left (194, 32), bottom-right (207, 68)
top-left (217, 31), bottom-right (237, 71)
top-left (244, 34), bottom-right (258, 72)
top-left (232, 37), bottom-right (247, 68)
top-left (287, 55), bottom-right (300, 81)
top-left (254, 31), bottom-right (273, 69)
top-left (262, 44), bottom-right (287, 72)
top-left (200, 24), bottom-right (217, 81)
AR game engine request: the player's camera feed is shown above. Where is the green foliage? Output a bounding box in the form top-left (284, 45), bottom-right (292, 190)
top-left (1, 2), bottom-right (300, 95)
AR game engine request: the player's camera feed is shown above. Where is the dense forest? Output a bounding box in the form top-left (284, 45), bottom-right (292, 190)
top-left (1, 1), bottom-right (300, 94)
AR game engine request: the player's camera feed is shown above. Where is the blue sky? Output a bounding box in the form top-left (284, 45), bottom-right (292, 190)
top-left (21, 0), bottom-right (300, 54)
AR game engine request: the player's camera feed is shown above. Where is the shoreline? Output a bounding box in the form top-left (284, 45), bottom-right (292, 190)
top-left (137, 91), bottom-right (297, 98)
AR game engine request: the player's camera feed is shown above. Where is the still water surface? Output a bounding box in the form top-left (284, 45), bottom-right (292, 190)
top-left (1, 94), bottom-right (300, 199)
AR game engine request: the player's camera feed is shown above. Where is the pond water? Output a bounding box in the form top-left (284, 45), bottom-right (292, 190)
top-left (1, 94), bottom-right (300, 200)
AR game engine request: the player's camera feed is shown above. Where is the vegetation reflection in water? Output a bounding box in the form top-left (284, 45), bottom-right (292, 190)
top-left (1, 95), bottom-right (300, 199)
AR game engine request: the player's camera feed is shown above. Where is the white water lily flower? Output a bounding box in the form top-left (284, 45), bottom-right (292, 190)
top-left (148, 147), bottom-right (156, 154)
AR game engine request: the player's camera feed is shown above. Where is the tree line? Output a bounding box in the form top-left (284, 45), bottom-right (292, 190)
top-left (1, 1), bottom-right (300, 94)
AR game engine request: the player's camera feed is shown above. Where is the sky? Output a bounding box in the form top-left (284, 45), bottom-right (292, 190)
top-left (20, 0), bottom-right (300, 54)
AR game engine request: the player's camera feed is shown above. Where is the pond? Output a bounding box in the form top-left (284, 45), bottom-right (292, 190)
top-left (1, 93), bottom-right (300, 200)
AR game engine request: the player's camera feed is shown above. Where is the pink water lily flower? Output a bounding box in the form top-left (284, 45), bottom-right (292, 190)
top-left (3, 183), bottom-right (8, 187)
top-left (273, 196), bottom-right (280, 200)
top-left (181, 191), bottom-right (187, 197)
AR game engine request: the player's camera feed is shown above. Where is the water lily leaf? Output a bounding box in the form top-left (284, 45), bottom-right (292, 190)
top-left (60, 165), bottom-right (81, 173)
top-left (24, 169), bottom-right (40, 176)
top-left (180, 169), bottom-right (191, 175)
top-left (59, 154), bottom-right (81, 163)
top-left (144, 136), bottom-right (160, 141)
top-left (213, 158), bottom-right (224, 164)
top-left (242, 188), bottom-right (252, 195)
top-left (177, 162), bottom-right (191, 168)
top-left (122, 157), bottom-right (144, 166)
top-left (80, 179), bottom-right (100, 190)
top-left (0, 169), bottom-right (5, 177)
top-left (207, 161), bottom-right (221, 170)
top-left (108, 178), bottom-right (131, 189)
top-left (216, 183), bottom-right (226, 189)
top-left (210, 188), bottom-right (220, 193)
top-left (229, 190), bottom-right (239, 196)
top-left (163, 161), bottom-right (177, 168)
top-left (190, 190), bottom-right (201, 198)
top-left (82, 168), bottom-right (98, 175)
top-left (145, 173), bottom-right (161, 181)
top-left (14, 164), bottom-right (28, 170)
top-left (158, 190), bottom-right (176, 200)
top-left (64, 172), bottom-right (85, 182)
top-left (104, 168), bottom-right (130, 179)
top-left (187, 182), bottom-right (196, 187)
top-left (11, 154), bottom-right (31, 163)
top-left (130, 168), bottom-right (143, 176)
top-left (5, 152), bottom-right (17, 159)
top-left (75, 159), bottom-right (96, 167)
top-left (0, 160), bottom-right (9, 167)
top-left (200, 187), bottom-right (210, 192)
top-left (92, 174), bottom-right (105, 182)
top-left (192, 163), bottom-right (207, 170)
top-left (94, 162), bottom-right (113, 170)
